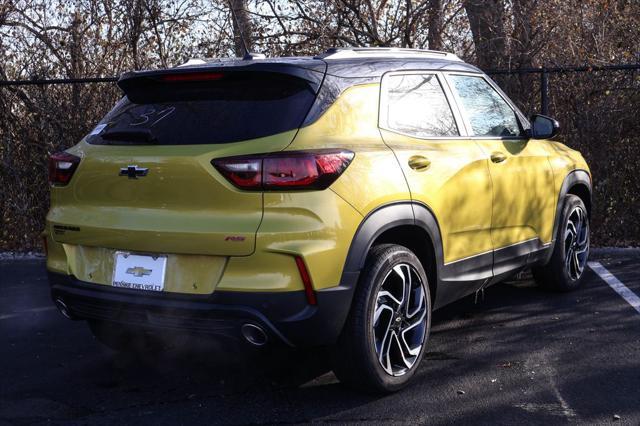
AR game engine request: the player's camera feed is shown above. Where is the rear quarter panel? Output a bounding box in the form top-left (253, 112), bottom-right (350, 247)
top-left (290, 83), bottom-right (411, 214)
top-left (251, 83), bottom-right (412, 290)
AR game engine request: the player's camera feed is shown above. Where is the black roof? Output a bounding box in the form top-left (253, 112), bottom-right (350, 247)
top-left (115, 49), bottom-right (485, 128)
top-left (180, 54), bottom-right (481, 78)
top-left (121, 48), bottom-right (482, 86)
top-left (322, 57), bottom-right (480, 77)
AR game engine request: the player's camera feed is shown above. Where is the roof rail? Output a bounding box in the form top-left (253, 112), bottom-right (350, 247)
top-left (242, 52), bottom-right (266, 60)
top-left (318, 47), bottom-right (462, 62)
top-left (177, 58), bottom-right (207, 67)
top-left (176, 53), bottom-right (266, 68)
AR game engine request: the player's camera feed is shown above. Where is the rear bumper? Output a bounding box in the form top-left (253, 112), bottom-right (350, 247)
top-left (48, 271), bottom-right (357, 347)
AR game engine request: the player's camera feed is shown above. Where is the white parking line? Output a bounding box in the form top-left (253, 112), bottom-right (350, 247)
top-left (588, 261), bottom-right (640, 314)
top-left (0, 306), bottom-right (57, 321)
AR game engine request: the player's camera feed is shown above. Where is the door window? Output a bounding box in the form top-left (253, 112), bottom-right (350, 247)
top-left (382, 73), bottom-right (459, 138)
top-left (448, 75), bottom-right (522, 138)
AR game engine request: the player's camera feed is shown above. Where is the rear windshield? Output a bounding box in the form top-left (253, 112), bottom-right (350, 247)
top-left (87, 72), bottom-right (317, 145)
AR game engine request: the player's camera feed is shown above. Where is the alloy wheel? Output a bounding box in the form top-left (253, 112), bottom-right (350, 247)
top-left (373, 263), bottom-right (428, 376)
top-left (564, 205), bottom-right (589, 280)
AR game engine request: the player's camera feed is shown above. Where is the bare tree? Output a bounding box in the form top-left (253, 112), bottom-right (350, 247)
top-left (1, 0), bottom-right (640, 250)
top-left (125, 0), bottom-right (146, 69)
top-left (427, 0), bottom-right (443, 50)
top-left (229, 0), bottom-right (253, 56)
top-left (463, 0), bottom-right (506, 68)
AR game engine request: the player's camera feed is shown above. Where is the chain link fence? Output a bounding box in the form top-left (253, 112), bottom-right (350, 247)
top-left (487, 65), bottom-right (640, 247)
top-left (1, 64), bottom-right (639, 251)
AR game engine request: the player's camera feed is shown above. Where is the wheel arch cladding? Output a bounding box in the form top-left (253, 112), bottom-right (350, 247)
top-left (567, 182), bottom-right (592, 218)
top-left (371, 225), bottom-right (438, 303)
top-left (544, 169), bottom-right (592, 264)
top-left (558, 169), bottom-right (592, 221)
top-left (339, 202), bottom-right (444, 308)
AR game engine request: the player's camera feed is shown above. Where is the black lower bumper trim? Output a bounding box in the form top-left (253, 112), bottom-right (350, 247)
top-left (48, 272), bottom-right (356, 347)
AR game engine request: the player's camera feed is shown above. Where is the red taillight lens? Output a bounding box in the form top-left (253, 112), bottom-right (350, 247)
top-left (48, 152), bottom-right (80, 186)
top-left (213, 158), bottom-right (262, 189)
top-left (212, 150), bottom-right (354, 191)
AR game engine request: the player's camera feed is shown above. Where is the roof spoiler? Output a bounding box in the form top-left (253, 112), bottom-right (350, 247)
top-left (117, 62), bottom-right (326, 95)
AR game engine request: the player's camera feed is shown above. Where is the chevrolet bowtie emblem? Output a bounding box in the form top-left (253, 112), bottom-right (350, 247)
top-left (126, 266), bottom-right (152, 277)
top-left (119, 165), bottom-right (149, 179)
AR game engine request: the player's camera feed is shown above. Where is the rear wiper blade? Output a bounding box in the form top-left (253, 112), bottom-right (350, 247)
top-left (100, 128), bottom-right (158, 144)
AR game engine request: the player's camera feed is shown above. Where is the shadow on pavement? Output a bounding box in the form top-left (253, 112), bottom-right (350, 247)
top-left (2, 256), bottom-right (640, 424)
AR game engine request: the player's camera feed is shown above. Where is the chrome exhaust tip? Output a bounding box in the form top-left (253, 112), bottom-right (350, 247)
top-left (241, 323), bottom-right (268, 346)
top-left (54, 297), bottom-right (73, 319)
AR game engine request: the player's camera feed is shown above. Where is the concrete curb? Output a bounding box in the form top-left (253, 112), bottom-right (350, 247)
top-left (0, 252), bottom-right (45, 261)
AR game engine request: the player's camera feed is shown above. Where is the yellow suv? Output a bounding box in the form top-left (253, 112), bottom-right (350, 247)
top-left (46, 48), bottom-right (591, 392)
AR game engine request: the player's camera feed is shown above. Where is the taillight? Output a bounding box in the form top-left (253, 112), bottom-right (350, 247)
top-left (212, 157), bottom-right (262, 190)
top-left (212, 150), bottom-right (354, 191)
top-left (48, 152), bottom-right (80, 186)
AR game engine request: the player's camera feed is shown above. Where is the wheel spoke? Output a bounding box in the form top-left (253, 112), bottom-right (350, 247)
top-left (375, 306), bottom-right (393, 344)
top-left (406, 279), bottom-right (424, 318)
top-left (574, 210), bottom-right (583, 235)
top-left (392, 332), bottom-right (413, 368)
top-left (399, 331), bottom-right (421, 358)
top-left (565, 222), bottom-right (576, 247)
top-left (378, 329), bottom-right (394, 374)
top-left (565, 246), bottom-right (574, 273)
top-left (392, 264), bottom-right (410, 306)
top-left (400, 310), bottom-right (427, 356)
top-left (573, 251), bottom-right (584, 277)
top-left (576, 240), bottom-right (589, 254)
top-left (577, 222), bottom-right (589, 248)
top-left (377, 290), bottom-right (402, 308)
top-left (404, 305), bottom-right (427, 330)
top-left (374, 303), bottom-right (394, 328)
top-left (573, 250), bottom-right (582, 275)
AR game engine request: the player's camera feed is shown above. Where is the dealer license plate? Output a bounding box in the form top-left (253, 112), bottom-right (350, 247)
top-left (112, 252), bottom-right (167, 292)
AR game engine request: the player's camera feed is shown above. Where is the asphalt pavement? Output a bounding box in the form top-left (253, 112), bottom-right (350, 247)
top-left (1, 249), bottom-right (639, 425)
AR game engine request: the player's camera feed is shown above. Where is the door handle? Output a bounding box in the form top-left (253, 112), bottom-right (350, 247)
top-left (408, 155), bottom-right (431, 171)
top-left (490, 152), bottom-right (507, 163)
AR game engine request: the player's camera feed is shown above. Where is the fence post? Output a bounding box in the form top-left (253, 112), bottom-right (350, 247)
top-left (540, 67), bottom-right (549, 115)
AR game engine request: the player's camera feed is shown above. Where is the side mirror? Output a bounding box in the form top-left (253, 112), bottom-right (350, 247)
top-left (529, 114), bottom-right (560, 139)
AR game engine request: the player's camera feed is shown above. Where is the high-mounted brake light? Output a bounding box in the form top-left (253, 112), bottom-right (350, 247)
top-left (160, 72), bottom-right (225, 82)
top-left (48, 152), bottom-right (81, 186)
top-left (212, 150), bottom-right (354, 191)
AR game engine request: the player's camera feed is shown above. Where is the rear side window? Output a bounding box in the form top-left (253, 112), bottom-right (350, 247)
top-left (448, 75), bottom-right (522, 137)
top-left (381, 73), bottom-right (459, 138)
top-left (87, 72), bottom-right (316, 145)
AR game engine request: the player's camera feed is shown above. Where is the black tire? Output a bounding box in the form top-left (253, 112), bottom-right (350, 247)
top-left (332, 244), bottom-right (432, 393)
top-left (533, 194), bottom-right (590, 291)
top-left (88, 320), bottom-right (156, 354)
